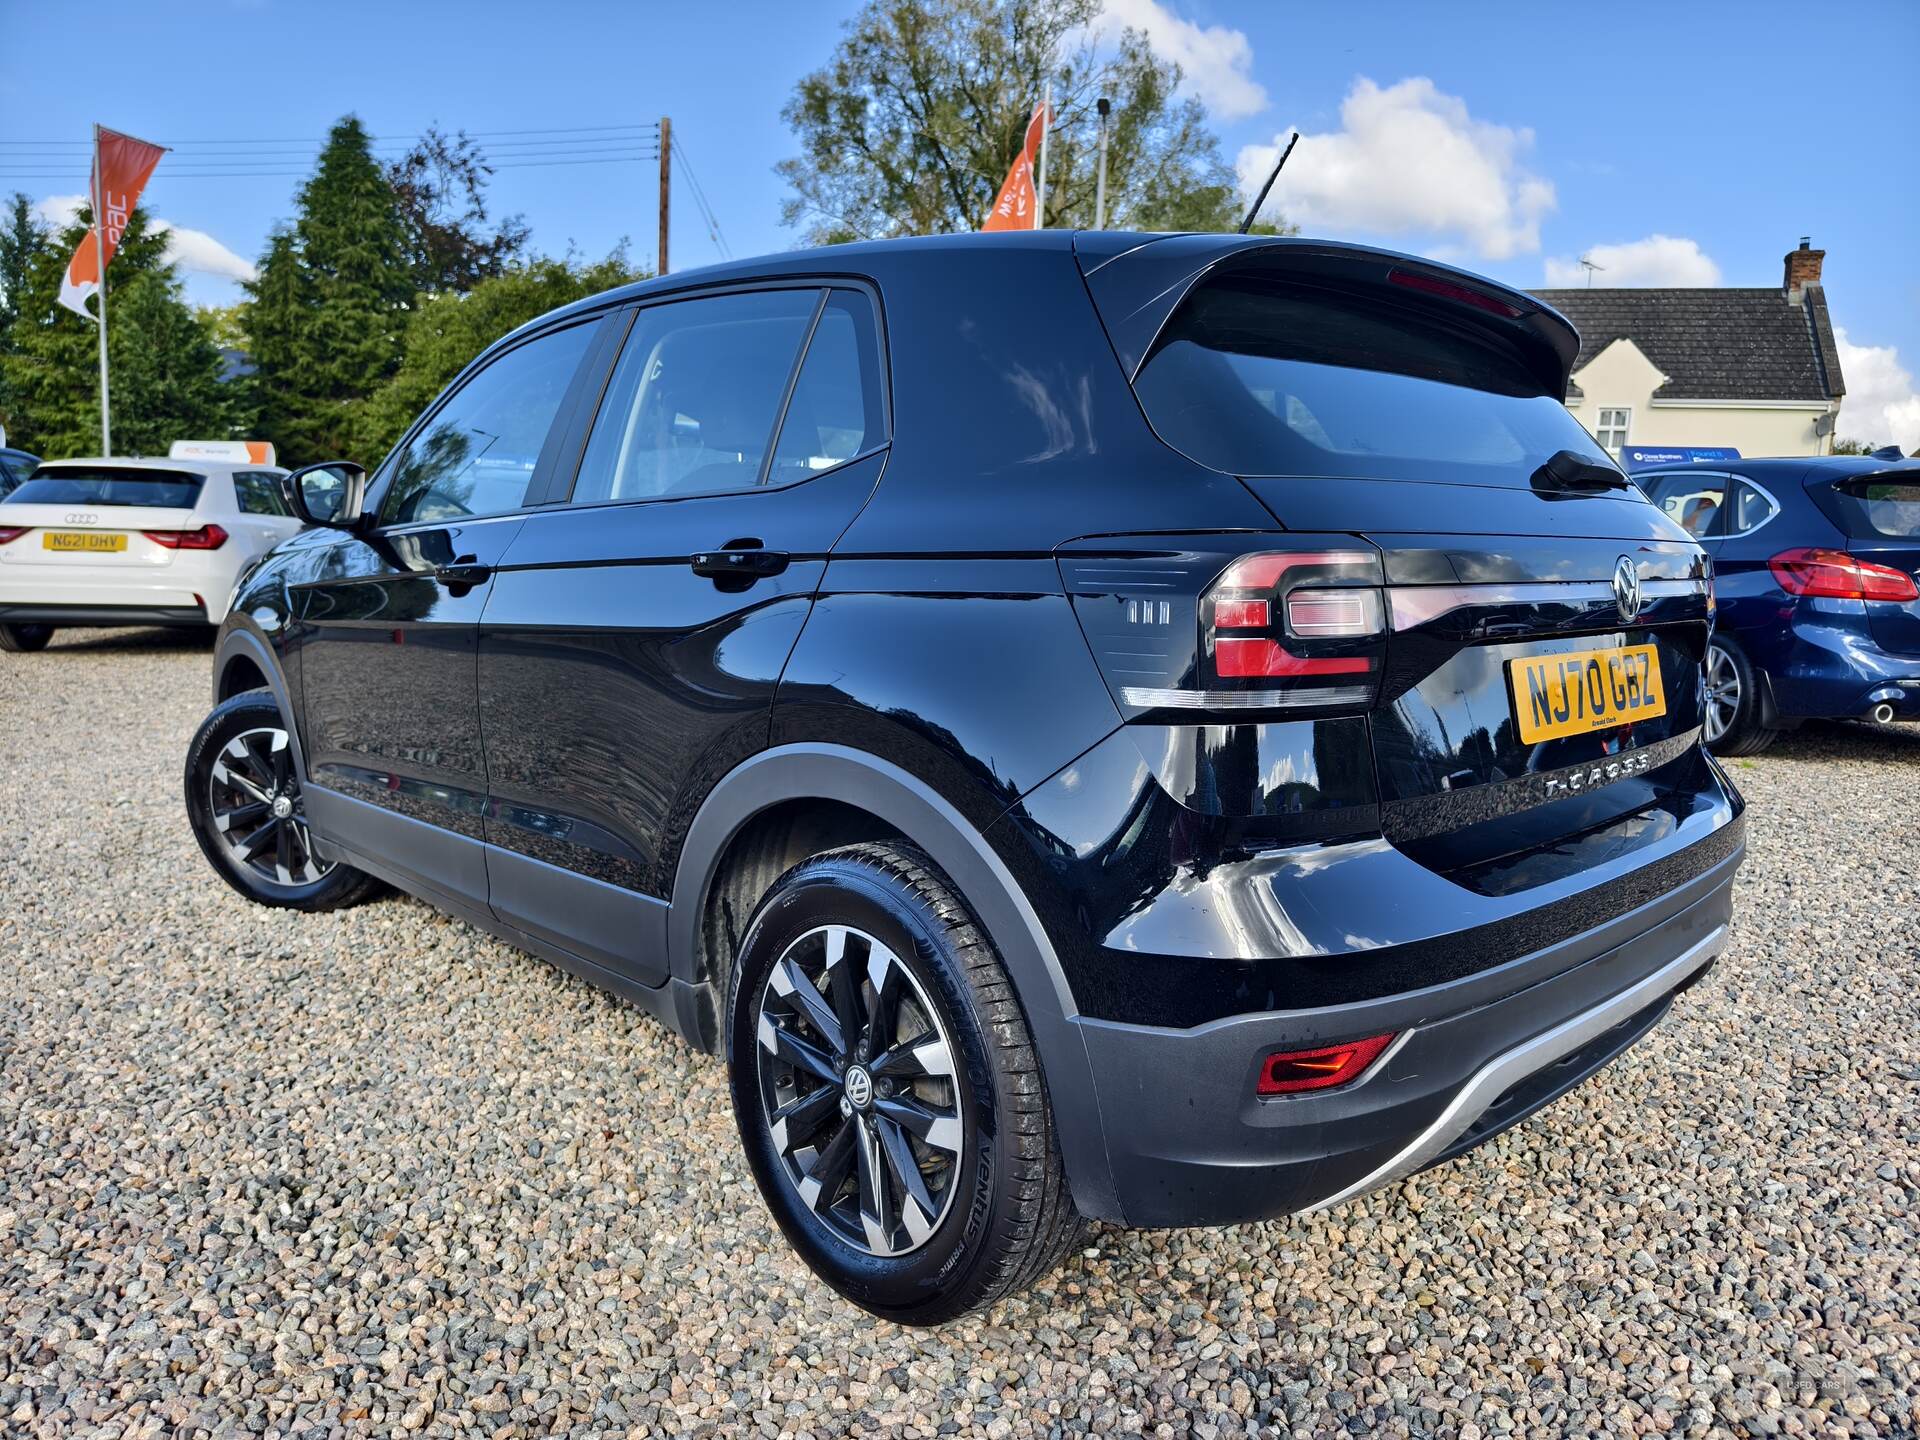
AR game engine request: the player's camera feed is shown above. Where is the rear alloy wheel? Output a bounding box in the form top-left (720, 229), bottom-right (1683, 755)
top-left (0, 622), bottom-right (54, 653)
top-left (728, 842), bottom-right (1084, 1324)
top-left (1702, 640), bottom-right (1777, 756)
top-left (184, 690), bottom-right (384, 911)
top-left (755, 923), bottom-right (965, 1257)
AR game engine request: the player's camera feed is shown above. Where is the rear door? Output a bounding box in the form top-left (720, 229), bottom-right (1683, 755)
top-left (1104, 245), bottom-right (1714, 876)
top-left (477, 285), bottom-right (888, 985)
top-left (292, 316), bottom-right (606, 908)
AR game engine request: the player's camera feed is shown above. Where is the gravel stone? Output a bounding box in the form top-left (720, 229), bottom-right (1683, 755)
top-left (2, 628), bottom-right (1917, 1437)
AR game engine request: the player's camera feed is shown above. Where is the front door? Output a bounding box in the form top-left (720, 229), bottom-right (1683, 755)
top-left (478, 286), bottom-right (889, 985)
top-left (294, 316), bottom-right (606, 908)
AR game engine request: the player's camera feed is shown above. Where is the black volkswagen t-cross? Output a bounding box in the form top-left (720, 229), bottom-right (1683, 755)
top-left (185, 232), bottom-right (1744, 1323)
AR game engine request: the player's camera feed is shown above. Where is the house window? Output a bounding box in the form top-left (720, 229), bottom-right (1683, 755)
top-left (1595, 407), bottom-right (1632, 455)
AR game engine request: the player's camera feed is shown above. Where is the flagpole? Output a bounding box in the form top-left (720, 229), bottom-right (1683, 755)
top-left (92, 123), bottom-right (111, 456)
top-left (1033, 82), bottom-right (1051, 230)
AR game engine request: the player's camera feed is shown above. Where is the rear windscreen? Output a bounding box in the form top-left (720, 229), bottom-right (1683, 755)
top-left (1133, 275), bottom-right (1614, 486)
top-left (4, 468), bottom-right (204, 508)
top-left (1822, 477), bottom-right (1920, 539)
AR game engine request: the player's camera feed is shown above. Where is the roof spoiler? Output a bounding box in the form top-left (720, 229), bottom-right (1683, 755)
top-left (1073, 233), bottom-right (1581, 399)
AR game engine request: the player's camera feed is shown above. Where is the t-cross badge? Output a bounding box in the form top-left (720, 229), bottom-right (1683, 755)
top-left (185, 232), bottom-right (1744, 1323)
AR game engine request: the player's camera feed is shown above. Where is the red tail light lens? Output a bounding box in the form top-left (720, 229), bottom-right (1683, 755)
top-left (1768, 546), bottom-right (1918, 601)
top-left (0, 527), bottom-right (28, 545)
top-left (143, 523), bottom-right (229, 550)
top-left (1257, 1033), bottom-right (1397, 1095)
top-left (1387, 267), bottom-right (1525, 318)
top-left (1199, 548), bottom-right (1384, 700)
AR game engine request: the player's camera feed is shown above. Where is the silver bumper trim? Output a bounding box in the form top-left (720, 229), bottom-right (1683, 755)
top-left (1303, 922), bottom-right (1729, 1213)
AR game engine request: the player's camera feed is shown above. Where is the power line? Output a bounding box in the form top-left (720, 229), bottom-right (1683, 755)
top-left (0, 122), bottom-right (659, 148)
top-left (671, 132), bottom-right (731, 261)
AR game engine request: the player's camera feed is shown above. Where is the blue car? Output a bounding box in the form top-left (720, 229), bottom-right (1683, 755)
top-left (1635, 451), bottom-right (1920, 753)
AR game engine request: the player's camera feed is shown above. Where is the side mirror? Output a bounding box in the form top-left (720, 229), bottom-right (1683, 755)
top-left (284, 461), bottom-right (368, 529)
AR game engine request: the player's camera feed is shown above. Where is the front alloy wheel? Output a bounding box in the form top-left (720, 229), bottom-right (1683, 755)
top-left (755, 923), bottom-right (964, 1257)
top-left (208, 726), bottom-right (332, 886)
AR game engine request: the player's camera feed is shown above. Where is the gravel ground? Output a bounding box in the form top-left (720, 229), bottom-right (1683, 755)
top-left (1, 628), bottom-right (1916, 1440)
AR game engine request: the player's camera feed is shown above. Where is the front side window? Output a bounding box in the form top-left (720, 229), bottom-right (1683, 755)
top-left (233, 470), bottom-right (292, 517)
top-left (573, 289), bottom-right (821, 504)
top-left (1594, 407), bottom-right (1632, 455)
top-left (380, 320), bottom-right (598, 525)
top-left (1642, 471), bottom-right (1728, 537)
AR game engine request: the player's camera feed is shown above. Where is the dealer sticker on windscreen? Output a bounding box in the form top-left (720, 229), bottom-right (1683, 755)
top-left (1509, 643), bottom-right (1666, 744)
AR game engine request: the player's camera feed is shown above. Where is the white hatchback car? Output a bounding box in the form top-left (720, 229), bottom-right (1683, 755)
top-left (0, 452), bottom-right (298, 652)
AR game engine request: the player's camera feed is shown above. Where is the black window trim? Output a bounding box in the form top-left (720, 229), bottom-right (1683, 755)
top-left (549, 275), bottom-right (892, 512)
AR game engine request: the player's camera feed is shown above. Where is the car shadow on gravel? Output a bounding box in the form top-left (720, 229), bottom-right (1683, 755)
top-left (1749, 717), bottom-right (1920, 766)
top-left (36, 626), bottom-right (218, 654)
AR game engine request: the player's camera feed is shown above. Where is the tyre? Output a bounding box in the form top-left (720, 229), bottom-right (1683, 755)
top-left (0, 622), bottom-right (54, 653)
top-left (184, 689), bottom-right (384, 912)
top-left (1702, 639), bottom-right (1777, 756)
top-left (727, 841), bottom-right (1084, 1324)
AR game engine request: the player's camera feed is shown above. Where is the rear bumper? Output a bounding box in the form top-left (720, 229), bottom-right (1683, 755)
top-left (1067, 827), bottom-right (1742, 1227)
top-left (1748, 614), bottom-right (1920, 719)
top-left (0, 601), bottom-right (209, 627)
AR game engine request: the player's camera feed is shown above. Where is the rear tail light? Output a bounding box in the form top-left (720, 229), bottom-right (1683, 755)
top-left (1768, 546), bottom-right (1918, 602)
top-left (143, 523), bottom-right (229, 550)
top-left (0, 527), bottom-right (27, 545)
top-left (1257, 1033), bottom-right (1396, 1095)
top-left (1387, 267), bottom-right (1525, 318)
top-left (1060, 537), bottom-right (1386, 719)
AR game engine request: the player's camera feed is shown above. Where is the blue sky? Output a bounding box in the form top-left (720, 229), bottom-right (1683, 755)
top-left (2, 0), bottom-right (1916, 445)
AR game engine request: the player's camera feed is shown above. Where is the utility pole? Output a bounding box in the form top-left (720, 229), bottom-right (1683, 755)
top-left (92, 124), bottom-right (111, 456)
top-left (1094, 97), bottom-right (1111, 231)
top-left (658, 115), bottom-right (671, 276)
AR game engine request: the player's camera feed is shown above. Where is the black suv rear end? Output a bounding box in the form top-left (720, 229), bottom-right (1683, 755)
top-left (196, 230), bottom-right (1743, 1323)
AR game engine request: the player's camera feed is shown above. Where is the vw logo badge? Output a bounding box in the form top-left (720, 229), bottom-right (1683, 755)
top-left (1613, 555), bottom-right (1642, 623)
top-left (844, 1065), bottom-right (874, 1109)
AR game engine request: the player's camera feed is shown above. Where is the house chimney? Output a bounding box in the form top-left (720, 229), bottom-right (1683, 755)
top-left (1784, 237), bottom-right (1825, 300)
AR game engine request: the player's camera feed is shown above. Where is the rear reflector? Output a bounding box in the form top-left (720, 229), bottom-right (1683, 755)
top-left (1768, 546), bottom-right (1918, 602)
top-left (0, 527), bottom-right (27, 545)
top-left (142, 523), bottom-right (229, 550)
top-left (1257, 1033), bottom-right (1397, 1095)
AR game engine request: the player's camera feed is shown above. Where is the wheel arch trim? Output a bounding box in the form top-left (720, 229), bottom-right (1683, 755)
top-left (669, 742), bottom-right (1121, 1220)
top-left (212, 627), bottom-right (307, 781)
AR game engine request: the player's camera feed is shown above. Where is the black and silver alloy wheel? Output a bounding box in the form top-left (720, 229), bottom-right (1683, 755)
top-left (755, 923), bottom-right (963, 1257)
top-left (1703, 642), bottom-right (1740, 745)
top-left (185, 689), bottom-right (384, 912)
top-left (208, 726), bottom-right (333, 887)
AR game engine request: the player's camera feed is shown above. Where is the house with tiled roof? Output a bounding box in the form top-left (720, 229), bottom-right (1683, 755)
top-left (1531, 239), bottom-right (1845, 460)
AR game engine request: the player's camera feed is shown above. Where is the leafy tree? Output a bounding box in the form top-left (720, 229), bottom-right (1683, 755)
top-left (354, 248), bottom-right (643, 463)
top-left (0, 205), bottom-right (247, 456)
top-left (778, 0), bottom-right (1269, 242)
top-left (246, 116), bottom-right (414, 465)
top-left (0, 192), bottom-right (52, 437)
top-left (388, 126), bottom-right (532, 293)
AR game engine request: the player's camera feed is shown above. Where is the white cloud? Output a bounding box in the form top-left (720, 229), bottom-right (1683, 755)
top-left (1543, 235), bottom-right (1723, 288)
top-left (1236, 77), bottom-right (1555, 261)
top-left (34, 192), bottom-right (254, 284)
top-left (1091, 0), bottom-right (1268, 121)
top-left (1834, 327), bottom-right (1920, 454)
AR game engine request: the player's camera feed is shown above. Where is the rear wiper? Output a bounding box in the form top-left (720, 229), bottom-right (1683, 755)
top-left (1531, 449), bottom-right (1630, 496)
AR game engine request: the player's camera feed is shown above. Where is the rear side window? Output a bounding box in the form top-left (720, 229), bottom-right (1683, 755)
top-left (1133, 275), bottom-right (1613, 485)
top-left (5, 468), bottom-right (204, 508)
top-left (380, 320), bottom-right (598, 525)
top-left (766, 291), bottom-right (887, 486)
top-left (1826, 477), bottom-right (1920, 539)
top-left (233, 470), bottom-right (292, 516)
top-left (572, 289), bottom-right (821, 504)
top-left (1640, 472), bottom-right (1729, 537)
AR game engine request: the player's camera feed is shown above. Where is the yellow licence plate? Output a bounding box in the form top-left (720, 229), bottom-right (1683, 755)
top-left (43, 531), bottom-right (127, 552)
top-left (1509, 643), bottom-right (1666, 744)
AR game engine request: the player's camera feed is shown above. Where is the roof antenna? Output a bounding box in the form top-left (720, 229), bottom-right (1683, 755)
top-left (1238, 130), bottom-right (1299, 234)
top-left (1579, 255), bottom-right (1605, 287)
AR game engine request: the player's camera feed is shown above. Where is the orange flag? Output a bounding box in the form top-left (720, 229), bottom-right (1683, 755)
top-left (982, 102), bottom-right (1051, 232)
top-left (59, 127), bottom-right (168, 320)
